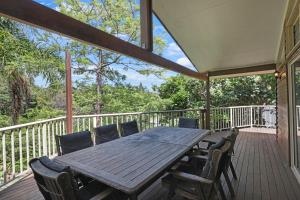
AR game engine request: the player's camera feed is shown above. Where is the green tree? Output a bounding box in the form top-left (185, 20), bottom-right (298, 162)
top-left (0, 17), bottom-right (64, 124)
top-left (157, 74), bottom-right (276, 110)
top-left (210, 75), bottom-right (276, 106)
top-left (39, 0), bottom-right (166, 114)
top-left (73, 82), bottom-right (170, 114)
top-left (156, 75), bottom-right (206, 110)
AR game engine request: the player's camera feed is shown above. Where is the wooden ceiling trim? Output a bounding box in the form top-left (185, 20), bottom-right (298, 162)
top-left (0, 0), bottom-right (207, 80)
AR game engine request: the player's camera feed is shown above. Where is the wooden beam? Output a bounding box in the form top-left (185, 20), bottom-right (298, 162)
top-left (205, 77), bottom-right (211, 129)
top-left (208, 63), bottom-right (276, 77)
top-left (140, 0), bottom-right (153, 51)
top-left (65, 51), bottom-right (73, 134)
top-left (0, 0), bottom-right (207, 80)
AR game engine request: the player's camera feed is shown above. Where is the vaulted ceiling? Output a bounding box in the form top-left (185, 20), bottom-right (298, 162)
top-left (153, 0), bottom-right (287, 73)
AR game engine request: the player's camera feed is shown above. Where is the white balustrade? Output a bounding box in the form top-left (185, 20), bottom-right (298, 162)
top-left (0, 105), bottom-right (275, 187)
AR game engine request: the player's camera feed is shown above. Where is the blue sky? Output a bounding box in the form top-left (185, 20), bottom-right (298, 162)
top-left (33, 0), bottom-right (195, 89)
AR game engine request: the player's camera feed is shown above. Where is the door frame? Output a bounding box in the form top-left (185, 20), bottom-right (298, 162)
top-left (288, 54), bottom-right (300, 184)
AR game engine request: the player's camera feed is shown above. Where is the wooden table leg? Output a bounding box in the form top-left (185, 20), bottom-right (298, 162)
top-left (129, 194), bottom-right (138, 200)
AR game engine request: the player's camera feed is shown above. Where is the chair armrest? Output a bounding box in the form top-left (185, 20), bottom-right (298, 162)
top-left (201, 139), bottom-right (217, 144)
top-left (170, 171), bottom-right (213, 185)
top-left (188, 149), bottom-right (209, 157)
top-left (90, 188), bottom-right (114, 200)
top-left (190, 154), bottom-right (208, 161)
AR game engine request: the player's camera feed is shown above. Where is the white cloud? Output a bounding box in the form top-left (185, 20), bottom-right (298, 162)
top-left (121, 70), bottom-right (149, 82)
top-left (165, 42), bottom-right (182, 56)
top-left (176, 57), bottom-right (193, 67)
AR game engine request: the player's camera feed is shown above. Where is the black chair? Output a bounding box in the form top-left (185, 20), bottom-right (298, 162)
top-left (120, 120), bottom-right (139, 137)
top-left (55, 130), bottom-right (94, 186)
top-left (95, 124), bottom-right (119, 145)
top-left (162, 149), bottom-right (224, 200)
top-left (55, 130), bottom-right (93, 156)
top-left (191, 138), bottom-right (235, 198)
top-left (29, 156), bottom-right (125, 200)
top-left (200, 128), bottom-right (239, 180)
top-left (178, 117), bottom-right (199, 129)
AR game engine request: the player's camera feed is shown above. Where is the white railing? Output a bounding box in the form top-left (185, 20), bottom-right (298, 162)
top-left (296, 106), bottom-right (300, 130)
top-left (0, 105), bottom-right (277, 187)
top-left (210, 105), bottom-right (276, 130)
top-left (0, 108), bottom-right (205, 186)
top-left (0, 117), bottom-right (67, 187)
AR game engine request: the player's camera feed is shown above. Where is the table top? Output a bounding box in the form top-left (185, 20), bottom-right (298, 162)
top-left (54, 127), bottom-right (209, 194)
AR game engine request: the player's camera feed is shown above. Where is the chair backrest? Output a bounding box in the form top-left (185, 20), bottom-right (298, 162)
top-left (95, 124), bottom-right (119, 145)
top-left (120, 120), bottom-right (139, 137)
top-left (30, 157), bottom-right (79, 200)
top-left (55, 130), bottom-right (93, 155)
top-left (200, 149), bottom-right (223, 181)
top-left (225, 128), bottom-right (239, 154)
top-left (178, 118), bottom-right (199, 129)
top-left (206, 137), bottom-right (231, 177)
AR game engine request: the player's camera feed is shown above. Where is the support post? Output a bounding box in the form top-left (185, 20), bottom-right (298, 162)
top-left (206, 76), bottom-right (211, 129)
top-left (140, 0), bottom-right (153, 51)
top-left (65, 50), bottom-right (73, 134)
top-left (275, 73), bottom-right (279, 140)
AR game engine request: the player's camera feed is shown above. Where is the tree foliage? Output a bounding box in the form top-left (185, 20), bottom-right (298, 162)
top-left (0, 17), bottom-right (64, 124)
top-left (155, 75), bottom-right (206, 110)
top-left (37, 0), bottom-right (167, 114)
top-left (156, 74), bottom-right (276, 110)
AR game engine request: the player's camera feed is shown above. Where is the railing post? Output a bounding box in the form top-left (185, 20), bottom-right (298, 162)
top-left (42, 123), bottom-right (47, 156)
top-left (11, 131), bottom-right (15, 178)
top-left (139, 113), bottom-right (143, 131)
top-left (2, 133), bottom-right (7, 183)
top-left (26, 128), bottom-right (29, 169)
top-left (171, 112), bottom-right (174, 127)
top-left (230, 108), bottom-right (233, 128)
top-left (18, 129), bottom-right (23, 173)
top-left (250, 106), bottom-right (253, 127)
top-left (93, 117), bottom-right (97, 128)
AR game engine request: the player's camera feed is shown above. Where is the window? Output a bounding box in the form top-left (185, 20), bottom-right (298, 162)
top-left (293, 18), bottom-right (300, 46)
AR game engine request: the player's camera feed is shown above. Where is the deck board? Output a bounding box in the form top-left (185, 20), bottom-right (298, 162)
top-left (1, 129), bottom-right (300, 200)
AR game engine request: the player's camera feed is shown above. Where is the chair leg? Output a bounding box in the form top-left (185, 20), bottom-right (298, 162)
top-left (216, 181), bottom-right (227, 200)
top-left (223, 170), bottom-right (235, 198)
top-left (207, 185), bottom-right (215, 200)
top-left (167, 184), bottom-right (175, 200)
top-left (229, 160), bottom-right (237, 180)
top-left (198, 185), bottom-right (207, 200)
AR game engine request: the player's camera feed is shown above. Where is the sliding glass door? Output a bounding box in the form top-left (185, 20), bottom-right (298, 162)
top-left (291, 60), bottom-right (300, 171)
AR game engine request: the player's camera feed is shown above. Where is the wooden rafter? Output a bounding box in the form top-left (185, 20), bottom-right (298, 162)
top-left (140, 0), bottom-right (153, 51)
top-left (208, 63), bottom-right (276, 77)
top-left (0, 0), bottom-right (207, 80)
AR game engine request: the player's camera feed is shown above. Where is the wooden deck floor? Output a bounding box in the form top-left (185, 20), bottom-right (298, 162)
top-left (1, 129), bottom-right (300, 200)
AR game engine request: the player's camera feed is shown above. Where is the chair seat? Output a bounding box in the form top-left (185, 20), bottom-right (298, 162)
top-left (79, 181), bottom-right (108, 200)
top-left (162, 174), bottom-right (212, 200)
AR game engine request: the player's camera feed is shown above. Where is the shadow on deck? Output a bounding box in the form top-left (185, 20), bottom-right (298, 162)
top-left (0, 128), bottom-right (300, 200)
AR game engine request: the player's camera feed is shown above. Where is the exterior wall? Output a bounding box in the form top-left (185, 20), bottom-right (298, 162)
top-left (276, 0), bottom-right (300, 164)
top-left (277, 66), bottom-right (290, 162)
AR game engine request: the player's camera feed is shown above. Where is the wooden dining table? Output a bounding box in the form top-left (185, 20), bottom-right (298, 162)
top-left (54, 127), bottom-right (209, 199)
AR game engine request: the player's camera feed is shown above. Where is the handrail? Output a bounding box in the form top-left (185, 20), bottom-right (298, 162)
top-left (0, 108), bottom-right (204, 132)
top-left (73, 108), bottom-right (204, 118)
top-left (0, 108), bottom-right (206, 187)
top-left (0, 105), bottom-right (277, 187)
top-left (0, 117), bottom-right (66, 132)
